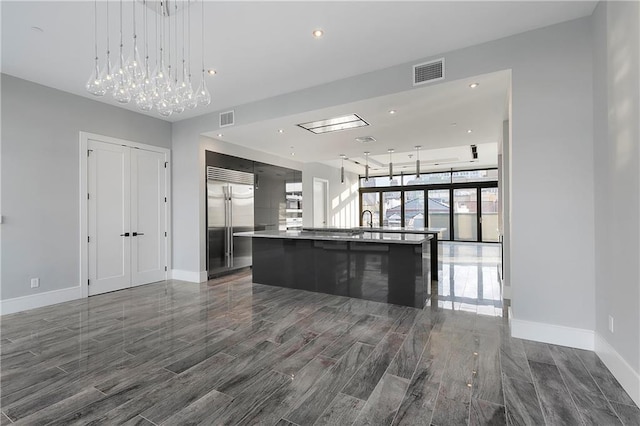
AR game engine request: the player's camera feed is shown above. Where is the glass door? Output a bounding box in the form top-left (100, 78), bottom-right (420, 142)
top-left (428, 189), bottom-right (450, 239)
top-left (382, 190), bottom-right (402, 227)
top-left (480, 187), bottom-right (499, 242)
top-left (453, 188), bottom-right (478, 241)
top-left (404, 190), bottom-right (425, 228)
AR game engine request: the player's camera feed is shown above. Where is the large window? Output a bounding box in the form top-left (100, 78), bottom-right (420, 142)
top-left (481, 187), bottom-right (499, 242)
top-left (453, 188), bottom-right (477, 241)
top-left (382, 190), bottom-right (402, 226)
top-left (360, 169), bottom-right (499, 188)
top-left (359, 168), bottom-right (498, 242)
top-left (428, 189), bottom-right (450, 239)
top-left (404, 191), bottom-right (425, 227)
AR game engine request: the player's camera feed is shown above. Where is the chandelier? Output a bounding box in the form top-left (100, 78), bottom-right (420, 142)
top-left (86, 0), bottom-right (211, 117)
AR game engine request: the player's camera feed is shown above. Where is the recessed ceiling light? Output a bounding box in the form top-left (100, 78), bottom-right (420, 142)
top-left (469, 82), bottom-right (479, 88)
top-left (389, 109), bottom-right (397, 115)
top-left (207, 69), bottom-right (217, 75)
top-left (467, 129), bottom-right (473, 133)
top-left (217, 133), bottom-right (223, 138)
top-left (278, 129), bottom-right (284, 134)
top-left (312, 29), bottom-right (324, 38)
top-left (31, 26), bottom-right (44, 33)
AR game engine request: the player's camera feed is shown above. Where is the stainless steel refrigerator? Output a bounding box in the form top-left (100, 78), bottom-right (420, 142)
top-left (207, 167), bottom-right (254, 277)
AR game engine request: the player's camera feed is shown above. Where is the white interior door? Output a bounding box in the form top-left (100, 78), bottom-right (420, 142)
top-left (87, 140), bottom-right (167, 296)
top-left (131, 148), bottom-right (167, 286)
top-left (88, 139), bottom-right (131, 295)
top-left (313, 178), bottom-right (328, 227)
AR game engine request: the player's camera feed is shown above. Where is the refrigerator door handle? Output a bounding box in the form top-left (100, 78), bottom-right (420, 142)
top-left (224, 185), bottom-right (230, 268)
top-left (229, 186), bottom-right (234, 267)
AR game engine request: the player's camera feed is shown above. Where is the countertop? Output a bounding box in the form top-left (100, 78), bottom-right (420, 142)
top-left (303, 226), bottom-right (446, 235)
top-left (234, 230), bottom-right (432, 245)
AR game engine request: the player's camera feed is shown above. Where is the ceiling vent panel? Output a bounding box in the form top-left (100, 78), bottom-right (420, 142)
top-left (355, 136), bottom-right (377, 144)
top-left (413, 58), bottom-right (445, 86)
top-left (219, 110), bottom-right (235, 128)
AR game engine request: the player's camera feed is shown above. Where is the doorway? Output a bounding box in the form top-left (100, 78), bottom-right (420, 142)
top-left (80, 133), bottom-right (170, 297)
top-left (313, 178), bottom-right (329, 227)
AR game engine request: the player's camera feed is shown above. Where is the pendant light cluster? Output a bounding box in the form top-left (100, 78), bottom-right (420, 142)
top-left (86, 0), bottom-right (211, 117)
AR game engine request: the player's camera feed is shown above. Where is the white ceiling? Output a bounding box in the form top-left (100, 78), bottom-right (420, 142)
top-left (204, 70), bottom-right (510, 173)
top-left (1, 1), bottom-right (596, 171)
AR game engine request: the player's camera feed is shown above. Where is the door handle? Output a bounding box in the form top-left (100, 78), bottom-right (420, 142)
top-left (120, 232), bottom-right (130, 237)
top-left (132, 232), bottom-right (145, 236)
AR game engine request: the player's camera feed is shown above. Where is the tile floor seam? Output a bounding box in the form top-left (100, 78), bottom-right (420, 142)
top-left (525, 359), bottom-right (552, 426)
top-left (574, 350), bottom-right (632, 418)
top-left (312, 392), bottom-right (353, 425)
top-left (544, 361), bottom-right (588, 426)
top-left (138, 413), bottom-right (158, 425)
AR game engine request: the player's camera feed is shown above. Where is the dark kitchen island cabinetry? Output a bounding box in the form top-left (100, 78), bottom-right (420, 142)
top-left (236, 230), bottom-right (431, 308)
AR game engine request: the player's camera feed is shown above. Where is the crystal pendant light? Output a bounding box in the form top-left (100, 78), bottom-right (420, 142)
top-left (100, 1), bottom-right (116, 93)
top-left (86, 0), bottom-right (106, 96)
top-left (196, 71), bottom-right (211, 106)
top-left (415, 145), bottom-right (422, 177)
top-left (152, 3), bottom-right (170, 92)
top-left (156, 98), bottom-right (173, 117)
top-left (183, 0), bottom-right (197, 109)
top-left (171, 2), bottom-right (185, 113)
top-left (164, 1), bottom-right (177, 105)
top-left (196, 0), bottom-right (211, 106)
top-left (136, 1), bottom-right (154, 111)
top-left (125, 0), bottom-right (145, 94)
top-left (113, 0), bottom-right (131, 103)
top-left (86, 0), bottom-right (211, 116)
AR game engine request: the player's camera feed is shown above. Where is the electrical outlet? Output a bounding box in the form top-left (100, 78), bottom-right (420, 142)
top-left (30, 278), bottom-right (40, 288)
top-left (608, 315), bottom-right (614, 333)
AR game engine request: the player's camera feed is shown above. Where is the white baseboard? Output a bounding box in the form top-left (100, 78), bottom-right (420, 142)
top-left (510, 316), bottom-right (595, 350)
top-left (595, 333), bottom-right (640, 406)
top-left (0, 286), bottom-right (83, 316)
top-left (171, 269), bottom-right (208, 283)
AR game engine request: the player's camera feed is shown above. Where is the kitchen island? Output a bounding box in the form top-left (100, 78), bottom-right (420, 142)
top-left (304, 226), bottom-right (444, 280)
top-left (235, 230), bottom-right (431, 308)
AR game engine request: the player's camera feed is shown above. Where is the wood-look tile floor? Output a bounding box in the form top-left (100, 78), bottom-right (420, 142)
top-left (1, 243), bottom-right (639, 425)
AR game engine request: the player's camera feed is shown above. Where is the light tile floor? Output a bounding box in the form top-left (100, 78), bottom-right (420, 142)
top-left (1, 242), bottom-right (638, 425)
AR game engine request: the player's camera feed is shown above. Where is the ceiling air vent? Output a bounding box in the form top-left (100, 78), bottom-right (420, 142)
top-left (355, 136), bottom-right (376, 144)
top-left (219, 110), bottom-right (235, 128)
top-left (413, 58), bottom-right (445, 86)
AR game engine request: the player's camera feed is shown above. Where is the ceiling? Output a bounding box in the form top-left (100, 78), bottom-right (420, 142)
top-left (204, 70), bottom-right (509, 173)
top-left (1, 1), bottom-right (596, 172)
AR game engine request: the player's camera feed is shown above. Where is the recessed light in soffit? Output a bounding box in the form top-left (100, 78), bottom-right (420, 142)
top-left (297, 113), bottom-right (369, 134)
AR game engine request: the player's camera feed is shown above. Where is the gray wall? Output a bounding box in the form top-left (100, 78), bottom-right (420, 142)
top-left (593, 1), bottom-right (640, 373)
top-left (1, 74), bottom-right (171, 300)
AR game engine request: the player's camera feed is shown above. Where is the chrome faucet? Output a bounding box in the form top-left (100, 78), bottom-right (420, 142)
top-left (361, 210), bottom-right (373, 228)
